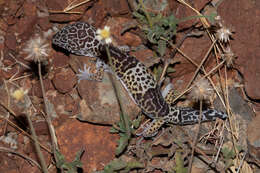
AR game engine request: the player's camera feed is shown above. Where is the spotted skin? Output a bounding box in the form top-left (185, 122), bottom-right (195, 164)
top-left (53, 22), bottom-right (103, 57)
top-left (100, 46), bottom-right (170, 119)
top-left (52, 22), bottom-right (227, 137)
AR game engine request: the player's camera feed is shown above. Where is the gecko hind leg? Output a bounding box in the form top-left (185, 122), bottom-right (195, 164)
top-left (136, 118), bottom-right (165, 138)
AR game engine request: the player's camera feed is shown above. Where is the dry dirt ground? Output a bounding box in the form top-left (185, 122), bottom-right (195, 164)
top-left (0, 0), bottom-right (260, 172)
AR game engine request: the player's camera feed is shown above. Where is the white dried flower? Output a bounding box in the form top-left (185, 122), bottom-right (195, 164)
top-left (222, 46), bottom-right (236, 68)
top-left (216, 26), bottom-right (232, 43)
top-left (96, 26), bottom-right (112, 44)
top-left (23, 35), bottom-right (50, 62)
top-left (190, 78), bottom-right (213, 101)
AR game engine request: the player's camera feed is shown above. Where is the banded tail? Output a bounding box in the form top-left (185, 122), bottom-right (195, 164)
top-left (170, 107), bottom-right (227, 125)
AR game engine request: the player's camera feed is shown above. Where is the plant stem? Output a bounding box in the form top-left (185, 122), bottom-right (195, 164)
top-left (0, 146), bottom-right (41, 169)
top-left (25, 112), bottom-right (48, 173)
top-left (105, 46), bottom-right (131, 137)
top-left (138, 0), bottom-right (153, 28)
top-left (38, 61), bottom-right (59, 162)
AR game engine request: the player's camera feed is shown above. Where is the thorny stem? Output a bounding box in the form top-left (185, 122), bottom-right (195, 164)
top-left (25, 111), bottom-right (48, 173)
top-left (38, 61), bottom-right (59, 163)
top-left (105, 46), bottom-right (131, 138)
top-left (188, 100), bottom-right (203, 173)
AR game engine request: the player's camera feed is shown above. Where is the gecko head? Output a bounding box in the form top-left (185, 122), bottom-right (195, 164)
top-left (52, 22), bottom-right (103, 57)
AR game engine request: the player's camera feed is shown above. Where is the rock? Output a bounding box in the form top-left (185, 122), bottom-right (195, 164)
top-left (56, 119), bottom-right (118, 172)
top-left (247, 112), bottom-right (260, 148)
top-left (52, 51), bottom-right (69, 68)
top-left (218, 0), bottom-right (260, 100)
top-left (103, 0), bottom-right (130, 16)
top-left (106, 17), bottom-right (142, 47)
top-left (214, 87), bottom-right (254, 121)
top-left (83, 0), bottom-right (130, 27)
top-left (31, 78), bottom-right (54, 98)
top-left (4, 33), bottom-right (17, 51)
top-left (52, 68), bottom-right (77, 94)
top-left (214, 88), bottom-right (253, 151)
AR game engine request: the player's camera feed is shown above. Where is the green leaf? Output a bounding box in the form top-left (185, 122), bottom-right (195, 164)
top-left (55, 149), bottom-right (66, 169)
top-left (132, 11), bottom-right (147, 24)
top-left (103, 159), bottom-right (127, 172)
top-left (55, 149), bottom-right (84, 173)
top-left (121, 160), bottom-right (145, 173)
top-left (115, 135), bottom-right (129, 156)
top-left (166, 67), bottom-right (176, 74)
top-left (132, 116), bottom-right (142, 129)
top-left (207, 12), bottom-right (218, 24)
top-left (158, 40), bottom-right (166, 57)
top-left (110, 126), bottom-right (119, 133)
top-left (222, 147), bottom-right (236, 159)
top-left (147, 30), bottom-right (158, 44)
top-left (173, 151), bottom-right (188, 173)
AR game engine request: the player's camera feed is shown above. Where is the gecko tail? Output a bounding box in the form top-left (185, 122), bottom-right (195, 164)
top-left (166, 107), bottom-right (227, 125)
top-left (178, 107), bottom-right (227, 125)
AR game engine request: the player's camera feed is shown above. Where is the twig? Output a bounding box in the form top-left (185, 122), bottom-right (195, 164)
top-left (25, 110), bottom-right (48, 173)
top-left (188, 100), bottom-right (203, 173)
top-left (38, 61), bottom-right (58, 162)
top-left (0, 115), bottom-right (51, 153)
top-left (158, 31), bottom-right (191, 84)
top-left (49, 0), bottom-right (92, 14)
top-left (162, 37), bottom-right (227, 109)
top-left (9, 53), bottom-right (31, 69)
top-left (185, 40), bottom-right (216, 89)
top-left (0, 146), bottom-right (41, 169)
top-left (4, 80), bottom-right (11, 109)
top-left (176, 125), bottom-right (222, 168)
top-left (214, 136), bottom-right (224, 163)
top-left (171, 60), bottom-right (225, 103)
top-left (177, 0), bottom-right (210, 28)
top-left (236, 151), bottom-right (247, 173)
top-left (224, 66), bottom-right (238, 155)
top-left (8, 74), bottom-right (32, 83)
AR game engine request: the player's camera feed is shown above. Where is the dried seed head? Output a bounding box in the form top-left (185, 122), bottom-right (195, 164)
top-left (23, 35), bottom-right (50, 62)
top-left (190, 78), bottom-right (213, 101)
top-left (216, 26), bottom-right (232, 43)
top-left (222, 46), bottom-right (236, 68)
